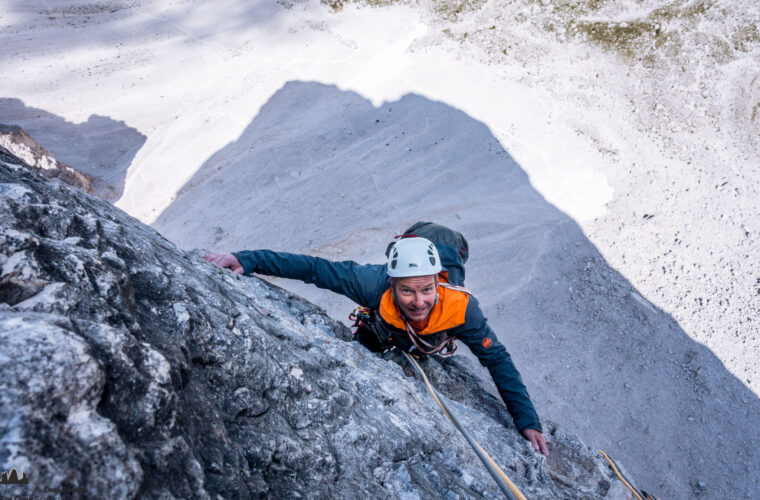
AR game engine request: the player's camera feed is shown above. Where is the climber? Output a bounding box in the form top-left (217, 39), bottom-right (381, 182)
top-left (205, 236), bottom-right (549, 457)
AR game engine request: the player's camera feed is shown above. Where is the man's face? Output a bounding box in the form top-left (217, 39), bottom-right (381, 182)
top-left (393, 275), bottom-right (437, 321)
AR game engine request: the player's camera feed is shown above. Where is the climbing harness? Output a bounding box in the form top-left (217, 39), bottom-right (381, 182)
top-left (401, 351), bottom-right (526, 500)
top-left (350, 305), bottom-right (457, 356)
top-left (598, 450), bottom-right (660, 500)
top-left (396, 281), bottom-right (472, 357)
top-left (403, 320), bottom-right (458, 356)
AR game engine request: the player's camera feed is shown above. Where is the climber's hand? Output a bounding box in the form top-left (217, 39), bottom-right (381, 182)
top-left (205, 252), bottom-right (244, 274)
top-left (522, 428), bottom-right (549, 457)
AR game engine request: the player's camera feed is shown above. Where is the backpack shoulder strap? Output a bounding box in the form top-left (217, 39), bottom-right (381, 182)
top-left (439, 281), bottom-right (472, 295)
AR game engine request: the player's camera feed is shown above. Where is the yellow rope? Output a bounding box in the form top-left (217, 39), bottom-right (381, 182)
top-left (401, 355), bottom-right (657, 500)
top-left (598, 450), bottom-right (644, 500)
top-left (402, 351), bottom-right (527, 500)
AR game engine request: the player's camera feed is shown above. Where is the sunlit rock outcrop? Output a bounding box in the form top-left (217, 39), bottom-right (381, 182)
top-left (0, 124), bottom-right (93, 193)
top-left (0, 148), bottom-right (634, 498)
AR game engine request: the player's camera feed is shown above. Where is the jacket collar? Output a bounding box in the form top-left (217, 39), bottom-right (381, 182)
top-left (378, 275), bottom-right (469, 335)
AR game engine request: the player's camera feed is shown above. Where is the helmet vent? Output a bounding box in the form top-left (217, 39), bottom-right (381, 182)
top-left (386, 237), bottom-right (442, 277)
top-left (428, 245), bottom-right (436, 265)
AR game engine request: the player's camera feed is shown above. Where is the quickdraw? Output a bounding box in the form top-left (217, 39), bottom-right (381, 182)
top-left (348, 306), bottom-right (372, 337)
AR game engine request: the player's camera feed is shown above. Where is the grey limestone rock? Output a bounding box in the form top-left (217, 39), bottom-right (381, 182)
top-left (0, 148), bottom-right (635, 498)
top-left (0, 125), bottom-right (93, 194)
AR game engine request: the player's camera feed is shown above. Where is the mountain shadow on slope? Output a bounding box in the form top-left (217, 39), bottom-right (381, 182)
top-left (153, 80), bottom-right (760, 499)
top-left (0, 97), bottom-right (145, 201)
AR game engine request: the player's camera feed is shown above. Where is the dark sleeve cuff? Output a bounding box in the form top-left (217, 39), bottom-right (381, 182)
top-left (231, 250), bottom-right (257, 275)
top-left (515, 418), bottom-right (543, 433)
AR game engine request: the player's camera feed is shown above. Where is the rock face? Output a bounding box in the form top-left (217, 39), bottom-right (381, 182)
top-left (0, 149), bottom-right (635, 499)
top-left (0, 125), bottom-right (93, 193)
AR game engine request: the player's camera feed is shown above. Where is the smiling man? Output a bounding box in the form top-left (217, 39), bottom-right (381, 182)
top-left (206, 232), bottom-right (548, 456)
top-left (395, 275), bottom-right (436, 321)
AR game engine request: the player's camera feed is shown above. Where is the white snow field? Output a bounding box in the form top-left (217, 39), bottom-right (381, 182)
top-left (1, 0), bottom-right (758, 498)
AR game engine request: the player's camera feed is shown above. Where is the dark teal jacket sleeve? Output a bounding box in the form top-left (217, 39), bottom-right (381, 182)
top-left (456, 297), bottom-right (542, 432)
top-left (232, 250), bottom-right (389, 308)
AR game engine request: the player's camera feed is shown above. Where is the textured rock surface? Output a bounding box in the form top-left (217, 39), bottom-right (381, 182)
top-left (0, 126), bottom-right (93, 193)
top-left (0, 149), bottom-right (634, 498)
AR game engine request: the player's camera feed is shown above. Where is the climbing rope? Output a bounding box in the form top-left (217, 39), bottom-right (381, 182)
top-left (401, 351), bottom-right (526, 500)
top-left (598, 450), bottom-right (659, 500)
top-left (403, 320), bottom-right (458, 356)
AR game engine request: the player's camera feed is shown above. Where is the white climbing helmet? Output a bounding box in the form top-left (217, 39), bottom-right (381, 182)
top-left (386, 237), bottom-right (442, 277)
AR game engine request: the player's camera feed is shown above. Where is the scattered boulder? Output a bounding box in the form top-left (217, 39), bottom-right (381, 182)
top-left (0, 149), bottom-right (635, 498)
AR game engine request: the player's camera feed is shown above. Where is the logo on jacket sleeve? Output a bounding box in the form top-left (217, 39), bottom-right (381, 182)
top-left (482, 337), bottom-right (492, 348)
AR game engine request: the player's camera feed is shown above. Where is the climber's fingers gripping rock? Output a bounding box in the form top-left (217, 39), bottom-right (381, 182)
top-left (205, 252), bottom-right (244, 274)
